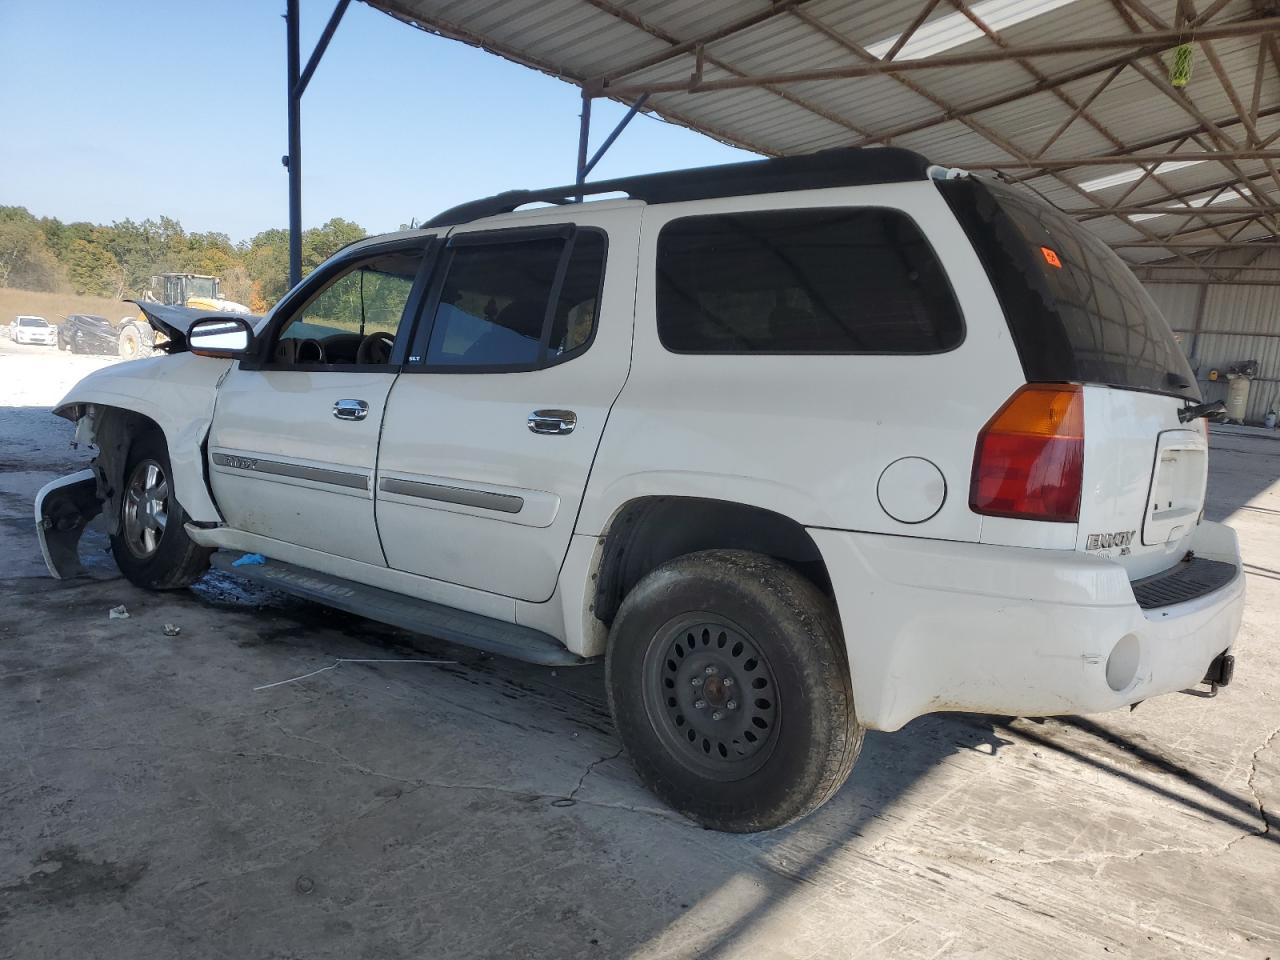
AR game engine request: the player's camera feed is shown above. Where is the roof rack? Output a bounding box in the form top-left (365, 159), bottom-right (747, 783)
top-left (424, 145), bottom-right (931, 227)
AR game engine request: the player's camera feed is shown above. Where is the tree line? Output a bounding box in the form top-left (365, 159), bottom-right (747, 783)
top-left (0, 205), bottom-right (370, 313)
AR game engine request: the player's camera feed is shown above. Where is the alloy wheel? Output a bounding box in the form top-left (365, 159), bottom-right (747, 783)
top-left (122, 459), bottom-right (169, 559)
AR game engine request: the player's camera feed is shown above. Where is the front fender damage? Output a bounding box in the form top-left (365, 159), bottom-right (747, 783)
top-left (35, 406), bottom-right (148, 579)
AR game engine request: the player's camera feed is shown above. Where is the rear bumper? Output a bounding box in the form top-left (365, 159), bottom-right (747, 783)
top-left (811, 521), bottom-right (1245, 731)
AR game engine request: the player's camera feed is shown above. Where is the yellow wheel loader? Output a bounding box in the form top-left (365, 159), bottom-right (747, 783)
top-left (119, 274), bottom-right (251, 359)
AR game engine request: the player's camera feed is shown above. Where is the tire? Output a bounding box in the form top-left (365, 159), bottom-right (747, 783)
top-left (109, 428), bottom-right (212, 589)
top-left (606, 550), bottom-right (863, 832)
top-left (118, 323), bottom-right (154, 360)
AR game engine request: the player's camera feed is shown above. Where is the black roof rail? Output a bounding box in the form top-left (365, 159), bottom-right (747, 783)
top-left (424, 145), bottom-right (932, 227)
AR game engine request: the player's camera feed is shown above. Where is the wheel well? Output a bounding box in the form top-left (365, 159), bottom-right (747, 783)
top-left (85, 406), bottom-right (162, 536)
top-left (593, 497), bottom-right (831, 626)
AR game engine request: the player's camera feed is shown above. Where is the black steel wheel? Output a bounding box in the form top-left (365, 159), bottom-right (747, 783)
top-left (642, 614), bottom-right (780, 780)
top-left (607, 549), bottom-right (863, 832)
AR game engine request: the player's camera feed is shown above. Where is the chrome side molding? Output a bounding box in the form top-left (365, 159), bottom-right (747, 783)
top-left (379, 477), bottom-right (524, 514)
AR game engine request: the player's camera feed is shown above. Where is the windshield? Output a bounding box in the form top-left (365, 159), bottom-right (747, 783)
top-left (186, 277), bottom-right (218, 299)
top-left (18, 318), bottom-right (48, 327)
top-left (940, 177), bottom-right (1199, 401)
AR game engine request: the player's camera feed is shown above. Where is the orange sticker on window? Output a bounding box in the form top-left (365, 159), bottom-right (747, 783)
top-left (1041, 246), bottom-right (1062, 268)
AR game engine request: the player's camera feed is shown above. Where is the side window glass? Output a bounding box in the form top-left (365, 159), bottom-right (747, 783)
top-left (548, 231), bottom-right (605, 361)
top-left (656, 209), bottom-right (963, 354)
top-left (273, 247), bottom-right (424, 366)
top-left (424, 231), bottom-right (606, 370)
top-left (425, 238), bottom-right (563, 368)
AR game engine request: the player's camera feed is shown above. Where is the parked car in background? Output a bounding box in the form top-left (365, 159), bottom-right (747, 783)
top-left (58, 314), bottom-right (118, 354)
top-left (11, 316), bottom-right (57, 345)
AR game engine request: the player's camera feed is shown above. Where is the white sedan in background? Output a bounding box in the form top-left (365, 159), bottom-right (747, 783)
top-left (11, 316), bottom-right (57, 345)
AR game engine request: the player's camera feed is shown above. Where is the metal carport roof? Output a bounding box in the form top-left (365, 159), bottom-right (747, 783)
top-left (349, 1), bottom-right (1280, 284)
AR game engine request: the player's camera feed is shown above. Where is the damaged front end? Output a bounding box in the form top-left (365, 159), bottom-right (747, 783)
top-left (36, 335), bottom-right (235, 578)
top-left (34, 406), bottom-right (154, 579)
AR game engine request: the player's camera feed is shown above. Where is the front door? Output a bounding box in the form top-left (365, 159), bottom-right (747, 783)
top-left (208, 237), bottom-right (435, 565)
top-left (375, 208), bottom-right (639, 600)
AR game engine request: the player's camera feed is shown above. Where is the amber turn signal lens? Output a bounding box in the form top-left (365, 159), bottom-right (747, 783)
top-left (970, 384), bottom-right (1084, 523)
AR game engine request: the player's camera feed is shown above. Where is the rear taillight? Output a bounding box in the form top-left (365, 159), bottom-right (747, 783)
top-left (970, 384), bottom-right (1084, 523)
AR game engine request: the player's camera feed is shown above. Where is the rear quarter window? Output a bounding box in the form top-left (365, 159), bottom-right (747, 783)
top-left (656, 208), bottom-right (964, 354)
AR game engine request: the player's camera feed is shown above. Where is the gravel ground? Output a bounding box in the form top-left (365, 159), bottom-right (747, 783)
top-left (0, 336), bottom-right (119, 405)
top-left (0, 338), bottom-right (119, 578)
top-left (0, 342), bottom-right (1277, 960)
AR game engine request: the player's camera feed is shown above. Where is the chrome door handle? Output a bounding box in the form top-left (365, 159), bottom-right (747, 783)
top-left (333, 399), bottom-right (369, 421)
top-left (528, 409), bottom-right (577, 435)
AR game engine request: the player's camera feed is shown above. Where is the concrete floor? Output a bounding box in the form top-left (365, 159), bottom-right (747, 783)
top-left (1, 338), bottom-right (1277, 959)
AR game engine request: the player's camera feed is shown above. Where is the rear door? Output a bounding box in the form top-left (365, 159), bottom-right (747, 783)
top-left (942, 178), bottom-right (1206, 578)
top-left (374, 206), bottom-right (639, 601)
top-left (207, 236), bottom-right (437, 565)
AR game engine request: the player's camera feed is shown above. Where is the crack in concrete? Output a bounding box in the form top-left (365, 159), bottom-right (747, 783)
top-left (972, 723), bottom-right (1280, 867)
top-left (1233, 723), bottom-right (1279, 845)
top-left (559, 746), bottom-right (625, 806)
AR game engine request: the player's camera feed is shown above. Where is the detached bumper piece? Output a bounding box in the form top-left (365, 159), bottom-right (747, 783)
top-left (34, 469), bottom-right (104, 579)
top-left (1131, 556), bottom-right (1238, 609)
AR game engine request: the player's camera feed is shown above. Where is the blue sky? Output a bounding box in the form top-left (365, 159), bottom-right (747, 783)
top-left (1, 0), bottom-right (752, 242)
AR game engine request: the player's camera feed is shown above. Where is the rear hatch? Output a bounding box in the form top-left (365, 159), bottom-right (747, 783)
top-left (941, 176), bottom-right (1206, 580)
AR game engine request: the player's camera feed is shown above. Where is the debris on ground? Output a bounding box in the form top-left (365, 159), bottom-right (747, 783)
top-left (108, 604), bottom-right (129, 619)
top-left (253, 657), bottom-right (456, 691)
top-left (163, 623), bottom-right (181, 637)
top-left (232, 553), bottom-right (267, 567)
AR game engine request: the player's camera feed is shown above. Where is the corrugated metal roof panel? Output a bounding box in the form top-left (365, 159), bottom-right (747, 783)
top-left (369, 0), bottom-right (1280, 265)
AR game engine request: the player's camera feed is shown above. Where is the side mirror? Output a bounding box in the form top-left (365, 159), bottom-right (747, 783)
top-left (189, 317), bottom-right (254, 358)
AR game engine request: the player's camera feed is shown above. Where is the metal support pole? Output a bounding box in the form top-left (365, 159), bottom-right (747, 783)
top-left (575, 91), bottom-right (592, 202)
top-left (285, 0), bottom-right (302, 288)
top-left (1188, 281), bottom-right (1210, 362)
top-left (582, 94), bottom-right (650, 180)
top-left (297, 0), bottom-right (351, 99)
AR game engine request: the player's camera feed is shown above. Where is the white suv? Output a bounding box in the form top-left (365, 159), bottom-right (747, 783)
top-left (11, 315), bottom-right (57, 345)
top-left (35, 147), bottom-right (1244, 832)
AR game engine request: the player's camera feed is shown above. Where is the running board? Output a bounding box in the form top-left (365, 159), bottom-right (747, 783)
top-left (209, 552), bottom-right (588, 666)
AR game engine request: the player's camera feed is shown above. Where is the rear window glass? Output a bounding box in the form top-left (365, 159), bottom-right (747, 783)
top-left (656, 208), bottom-right (964, 354)
top-left (940, 178), bottom-right (1198, 400)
